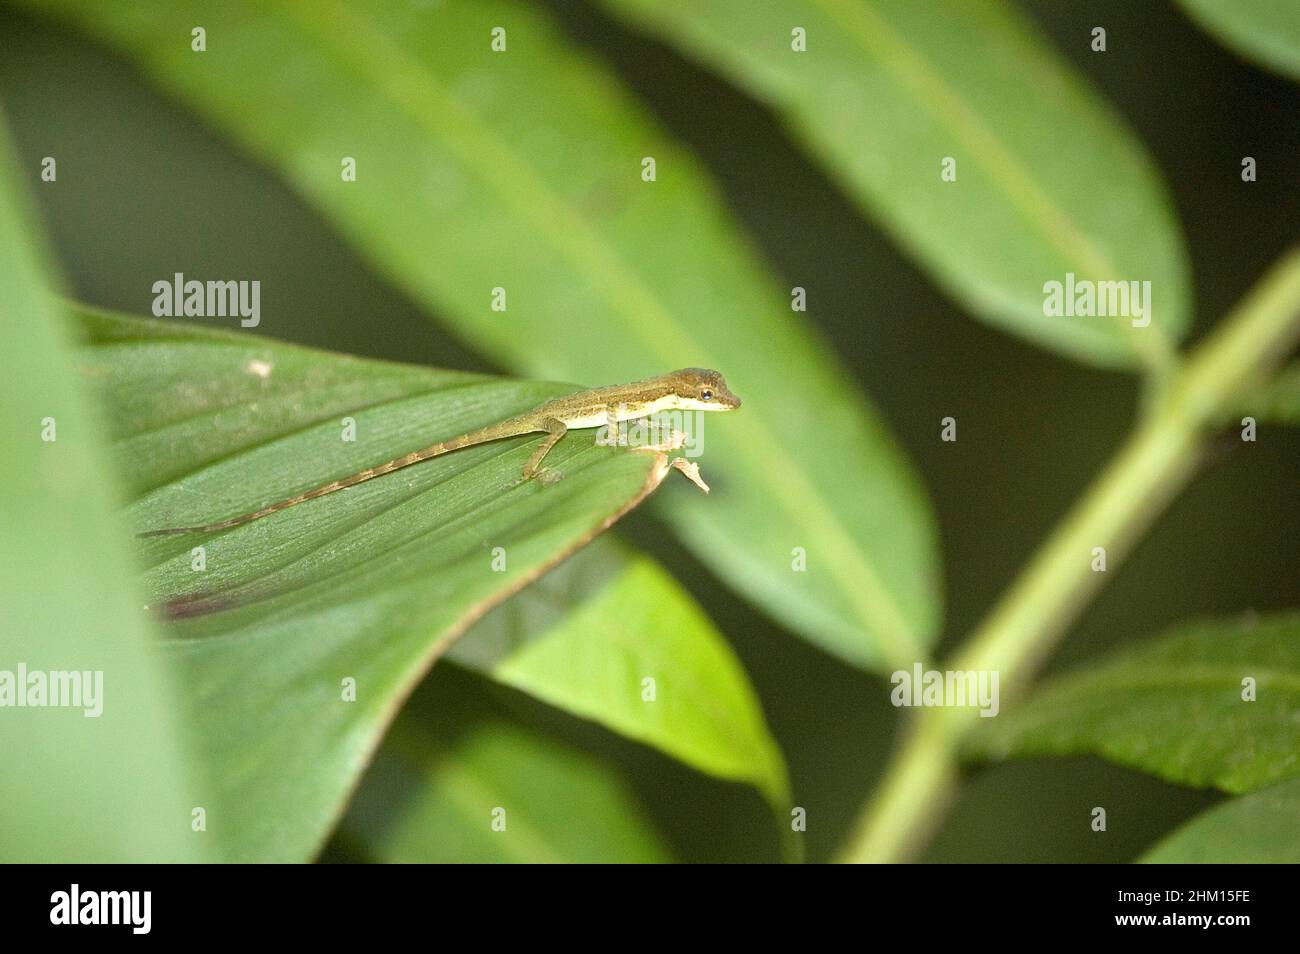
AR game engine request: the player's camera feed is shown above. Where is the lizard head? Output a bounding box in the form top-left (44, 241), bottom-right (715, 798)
top-left (669, 368), bottom-right (742, 411)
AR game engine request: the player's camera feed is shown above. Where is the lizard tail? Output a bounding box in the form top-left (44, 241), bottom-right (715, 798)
top-left (137, 422), bottom-right (532, 538)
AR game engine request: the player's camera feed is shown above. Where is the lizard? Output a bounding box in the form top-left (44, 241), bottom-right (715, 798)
top-left (138, 367), bottom-right (740, 537)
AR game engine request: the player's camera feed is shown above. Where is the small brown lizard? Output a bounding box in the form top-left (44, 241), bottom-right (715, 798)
top-left (139, 368), bottom-right (739, 537)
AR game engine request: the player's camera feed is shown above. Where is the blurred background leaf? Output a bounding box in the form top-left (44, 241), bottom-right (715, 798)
top-left (0, 122), bottom-right (198, 862)
top-left (448, 536), bottom-right (790, 808)
top-left (600, 0), bottom-right (1190, 370)
top-left (1140, 776), bottom-right (1300, 863)
top-left (967, 613), bottom-right (1300, 793)
top-left (81, 307), bottom-right (714, 861)
top-left (1178, 0), bottom-right (1300, 82)
top-left (338, 674), bottom-right (672, 863)
top-left (26, 0), bottom-right (942, 671)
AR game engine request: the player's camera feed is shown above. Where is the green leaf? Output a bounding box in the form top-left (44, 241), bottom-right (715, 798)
top-left (31, 0), bottom-right (942, 671)
top-left (0, 121), bottom-right (197, 861)
top-left (600, 0), bottom-right (1190, 370)
top-left (339, 677), bottom-right (673, 863)
top-left (966, 613), bottom-right (1300, 794)
top-left (448, 537), bottom-right (790, 807)
top-left (1179, 0), bottom-right (1300, 82)
top-left (1140, 776), bottom-right (1300, 863)
top-left (84, 305), bottom-right (788, 823)
top-left (80, 307), bottom-right (686, 862)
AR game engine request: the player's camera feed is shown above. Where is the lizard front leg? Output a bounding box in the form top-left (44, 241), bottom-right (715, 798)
top-left (595, 404), bottom-right (621, 447)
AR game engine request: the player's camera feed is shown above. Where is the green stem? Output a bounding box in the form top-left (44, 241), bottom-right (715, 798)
top-left (838, 248), bottom-right (1300, 863)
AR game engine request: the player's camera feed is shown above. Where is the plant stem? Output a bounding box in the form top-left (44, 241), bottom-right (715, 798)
top-left (838, 247), bottom-right (1300, 863)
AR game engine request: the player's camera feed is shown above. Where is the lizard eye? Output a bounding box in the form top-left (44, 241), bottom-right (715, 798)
top-left (700, 389), bottom-right (713, 401)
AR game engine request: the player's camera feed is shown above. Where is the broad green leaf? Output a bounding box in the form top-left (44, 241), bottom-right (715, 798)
top-left (1179, 0), bottom-right (1300, 82)
top-left (79, 307), bottom-right (692, 862)
top-left (601, 0), bottom-right (1190, 370)
top-left (967, 613), bottom-right (1300, 793)
top-left (339, 678), bottom-right (672, 863)
top-left (0, 120), bottom-right (197, 861)
top-left (31, 0), bottom-right (941, 671)
top-left (448, 537), bottom-right (790, 807)
top-left (1140, 776), bottom-right (1300, 863)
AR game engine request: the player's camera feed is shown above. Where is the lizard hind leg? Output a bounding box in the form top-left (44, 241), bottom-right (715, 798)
top-left (509, 417), bottom-right (568, 488)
